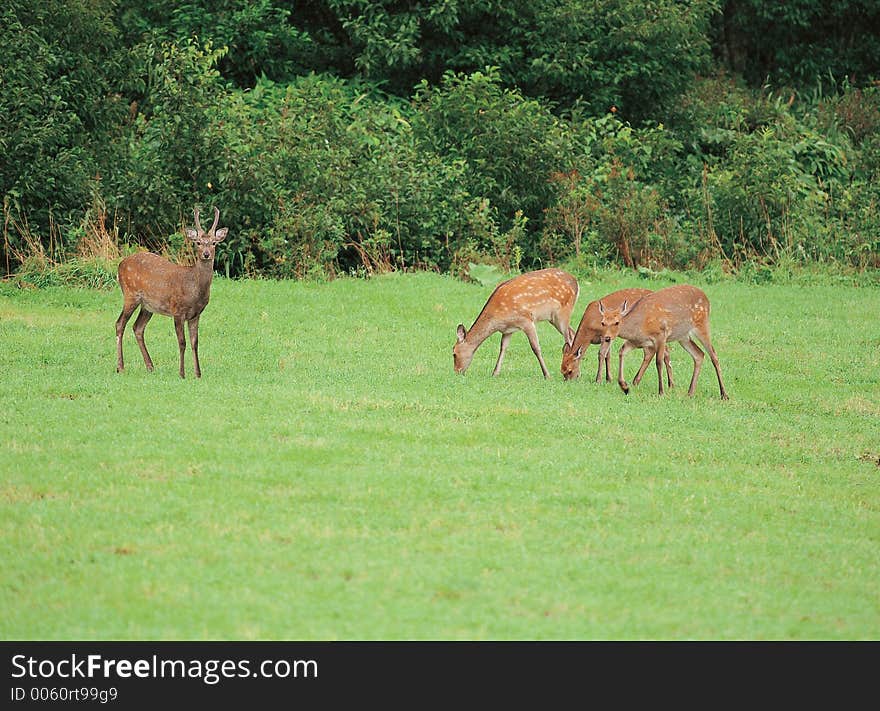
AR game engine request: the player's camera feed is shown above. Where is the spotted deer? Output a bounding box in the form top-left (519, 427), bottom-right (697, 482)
top-left (597, 284), bottom-right (729, 399)
top-left (115, 206), bottom-right (228, 379)
top-left (454, 268), bottom-right (579, 378)
top-left (561, 287), bottom-right (672, 385)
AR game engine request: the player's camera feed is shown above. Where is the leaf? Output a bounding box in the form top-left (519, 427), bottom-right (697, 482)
top-left (467, 262), bottom-right (511, 287)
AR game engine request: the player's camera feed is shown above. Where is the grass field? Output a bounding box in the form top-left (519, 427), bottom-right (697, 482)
top-left (1, 270), bottom-right (878, 640)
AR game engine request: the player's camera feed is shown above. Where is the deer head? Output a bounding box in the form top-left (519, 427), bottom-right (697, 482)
top-left (185, 206), bottom-right (228, 262)
top-left (453, 323), bottom-right (477, 374)
top-left (560, 340), bottom-right (585, 380)
top-left (597, 299), bottom-right (629, 345)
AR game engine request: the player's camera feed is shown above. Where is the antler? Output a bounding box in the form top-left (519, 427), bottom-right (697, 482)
top-left (209, 206), bottom-right (220, 234)
top-left (194, 206), bottom-right (203, 233)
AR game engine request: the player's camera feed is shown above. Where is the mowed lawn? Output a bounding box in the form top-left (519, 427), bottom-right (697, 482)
top-left (1, 271), bottom-right (878, 640)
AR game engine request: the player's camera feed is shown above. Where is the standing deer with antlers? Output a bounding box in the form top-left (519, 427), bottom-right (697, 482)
top-left (453, 268), bottom-right (579, 378)
top-left (561, 287), bottom-right (672, 385)
top-left (597, 284), bottom-right (729, 399)
top-left (115, 206), bottom-right (227, 379)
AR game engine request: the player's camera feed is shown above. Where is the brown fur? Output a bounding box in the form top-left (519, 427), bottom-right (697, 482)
top-left (454, 268), bottom-right (579, 378)
top-left (115, 207), bottom-right (227, 378)
top-left (597, 284), bottom-right (728, 399)
top-left (561, 287), bottom-right (671, 385)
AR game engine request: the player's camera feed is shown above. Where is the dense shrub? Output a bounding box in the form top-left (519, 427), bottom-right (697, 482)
top-left (670, 78), bottom-right (877, 267)
top-left (223, 75), bottom-right (479, 277)
top-left (107, 40), bottom-right (231, 242)
top-left (0, 0), bottom-right (135, 243)
top-left (284, 0), bottom-right (717, 122)
top-left (2, 1), bottom-right (878, 280)
top-left (116, 0), bottom-right (311, 86)
top-left (411, 68), bottom-right (585, 261)
top-left (713, 1), bottom-right (880, 88)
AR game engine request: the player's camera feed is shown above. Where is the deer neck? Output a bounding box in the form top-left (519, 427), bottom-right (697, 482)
top-left (466, 313), bottom-right (499, 349)
top-left (619, 307), bottom-right (646, 341)
top-left (192, 256), bottom-right (215, 295)
top-left (573, 322), bottom-right (599, 350)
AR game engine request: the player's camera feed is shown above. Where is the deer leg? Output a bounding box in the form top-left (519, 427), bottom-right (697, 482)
top-left (115, 301), bottom-right (137, 373)
top-left (654, 340), bottom-right (667, 396)
top-left (594, 348), bottom-right (604, 383)
top-left (188, 316), bottom-right (202, 379)
top-left (679, 337), bottom-right (705, 397)
top-left (617, 341), bottom-right (635, 394)
top-left (664, 346), bottom-right (674, 389)
top-left (174, 316), bottom-right (187, 379)
top-left (492, 332), bottom-right (513, 376)
top-left (631, 347), bottom-right (656, 387)
top-left (523, 323), bottom-right (550, 379)
top-left (693, 329), bottom-right (728, 400)
top-left (132, 307), bottom-right (155, 372)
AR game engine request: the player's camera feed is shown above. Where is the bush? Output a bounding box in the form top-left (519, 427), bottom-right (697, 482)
top-left (0, 0), bottom-right (135, 261)
top-left (671, 76), bottom-right (874, 268)
top-left (3, 3), bottom-right (878, 281)
top-left (412, 68), bottom-right (584, 261)
top-left (107, 39), bottom-right (231, 242)
top-left (225, 74), bottom-right (478, 277)
top-left (116, 0), bottom-right (312, 87)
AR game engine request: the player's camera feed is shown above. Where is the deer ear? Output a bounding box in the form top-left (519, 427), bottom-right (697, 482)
top-left (456, 324), bottom-right (467, 343)
top-left (213, 227), bottom-right (228, 242)
top-left (185, 228), bottom-right (199, 241)
top-left (574, 346), bottom-right (584, 360)
top-left (562, 341), bottom-right (570, 355)
top-left (598, 300), bottom-right (605, 315)
top-left (566, 327), bottom-right (575, 347)
top-left (620, 299), bottom-right (629, 315)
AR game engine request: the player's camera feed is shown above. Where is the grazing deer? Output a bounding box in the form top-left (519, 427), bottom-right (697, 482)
top-left (597, 284), bottom-right (729, 399)
top-left (561, 287), bottom-right (672, 385)
top-left (115, 206), bottom-right (228, 379)
top-left (454, 268), bottom-right (579, 378)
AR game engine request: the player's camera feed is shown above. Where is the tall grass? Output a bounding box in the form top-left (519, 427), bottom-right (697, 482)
top-left (4, 201), bottom-right (125, 289)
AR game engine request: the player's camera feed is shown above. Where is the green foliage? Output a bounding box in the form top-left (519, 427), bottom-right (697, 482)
top-left (109, 39), bottom-right (230, 241)
top-left (116, 0), bottom-right (312, 86)
top-left (541, 114), bottom-right (694, 268)
top-left (0, 1), bottom-right (134, 243)
top-left (516, 0), bottom-right (718, 120)
top-left (412, 68), bottom-right (582, 254)
top-left (464, 262), bottom-right (514, 288)
top-left (714, 0), bottom-right (880, 87)
top-left (287, 0), bottom-right (717, 121)
top-left (449, 203), bottom-right (527, 279)
top-left (229, 74), bottom-right (478, 277)
top-left (13, 257), bottom-right (119, 290)
top-left (673, 77), bottom-right (879, 267)
top-left (2, 0), bottom-right (879, 279)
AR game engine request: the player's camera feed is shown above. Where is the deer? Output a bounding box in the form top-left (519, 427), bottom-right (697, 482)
top-left (115, 206), bottom-right (228, 379)
top-left (561, 287), bottom-right (672, 385)
top-left (596, 284), bottom-right (729, 399)
top-left (454, 268), bottom-right (579, 378)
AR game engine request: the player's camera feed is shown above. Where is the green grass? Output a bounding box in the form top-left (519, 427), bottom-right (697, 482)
top-left (1, 271), bottom-right (878, 640)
